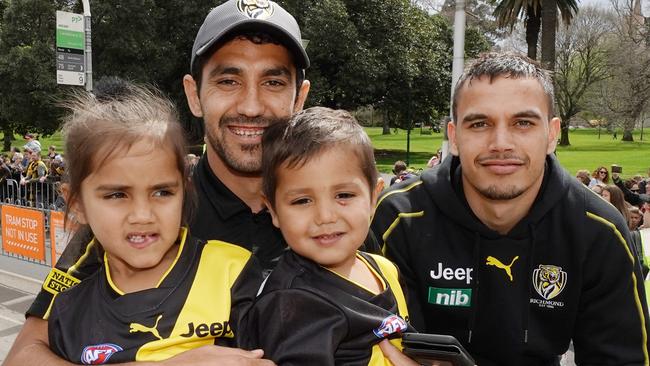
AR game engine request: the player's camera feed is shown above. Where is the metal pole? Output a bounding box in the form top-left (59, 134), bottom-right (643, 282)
top-left (406, 127), bottom-right (411, 166)
top-left (406, 82), bottom-right (412, 166)
top-left (442, 0), bottom-right (466, 160)
top-left (82, 0), bottom-right (92, 91)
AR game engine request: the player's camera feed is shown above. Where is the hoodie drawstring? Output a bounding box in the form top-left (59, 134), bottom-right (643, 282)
top-left (468, 231), bottom-right (481, 344)
top-left (523, 224), bottom-right (536, 344)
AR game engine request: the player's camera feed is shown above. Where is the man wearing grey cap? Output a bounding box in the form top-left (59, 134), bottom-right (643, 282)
top-left (6, 0), bottom-right (309, 365)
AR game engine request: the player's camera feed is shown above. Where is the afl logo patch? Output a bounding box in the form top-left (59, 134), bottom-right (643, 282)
top-left (80, 344), bottom-right (123, 364)
top-left (533, 264), bottom-right (567, 300)
top-left (373, 314), bottom-right (408, 338)
top-left (237, 0), bottom-right (274, 19)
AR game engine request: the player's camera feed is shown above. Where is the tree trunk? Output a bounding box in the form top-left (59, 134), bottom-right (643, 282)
top-left (559, 122), bottom-right (570, 146)
top-left (382, 110), bottom-right (391, 135)
top-left (541, 0), bottom-right (557, 71)
top-left (2, 125), bottom-right (12, 152)
top-left (525, 7), bottom-right (541, 60)
top-left (622, 129), bottom-right (634, 141)
top-left (382, 119), bottom-right (391, 135)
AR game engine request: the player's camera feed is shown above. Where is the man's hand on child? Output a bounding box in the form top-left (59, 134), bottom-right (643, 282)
top-left (378, 339), bottom-right (420, 366)
top-left (159, 346), bottom-right (275, 365)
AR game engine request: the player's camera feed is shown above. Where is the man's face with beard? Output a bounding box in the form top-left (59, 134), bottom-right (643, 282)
top-left (184, 37), bottom-right (309, 174)
top-left (448, 76), bottom-right (560, 201)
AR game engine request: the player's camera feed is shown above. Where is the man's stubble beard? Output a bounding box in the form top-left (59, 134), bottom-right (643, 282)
top-left (206, 115), bottom-right (287, 175)
top-left (478, 185), bottom-right (526, 200)
top-left (470, 153), bottom-right (541, 201)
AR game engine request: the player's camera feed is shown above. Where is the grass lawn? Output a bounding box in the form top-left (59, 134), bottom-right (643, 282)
top-left (368, 127), bottom-right (650, 178)
top-left (1, 133), bottom-right (65, 155)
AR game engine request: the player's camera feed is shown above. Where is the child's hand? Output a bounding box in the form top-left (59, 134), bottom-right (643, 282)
top-left (159, 345), bottom-right (276, 365)
top-left (378, 339), bottom-right (420, 366)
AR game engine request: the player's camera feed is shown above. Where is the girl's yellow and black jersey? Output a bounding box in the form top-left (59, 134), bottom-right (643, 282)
top-left (28, 155), bottom-right (284, 320)
top-left (48, 229), bottom-right (262, 364)
top-left (239, 250), bottom-right (415, 366)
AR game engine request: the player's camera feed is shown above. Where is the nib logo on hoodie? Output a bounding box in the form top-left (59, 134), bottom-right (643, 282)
top-left (428, 287), bottom-right (472, 307)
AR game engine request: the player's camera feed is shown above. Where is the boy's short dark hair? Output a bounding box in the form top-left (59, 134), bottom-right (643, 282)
top-left (392, 160), bottom-right (407, 175)
top-left (262, 107), bottom-right (378, 208)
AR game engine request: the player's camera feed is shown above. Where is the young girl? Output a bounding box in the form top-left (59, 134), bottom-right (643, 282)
top-left (47, 82), bottom-right (262, 364)
top-left (239, 107), bottom-right (416, 365)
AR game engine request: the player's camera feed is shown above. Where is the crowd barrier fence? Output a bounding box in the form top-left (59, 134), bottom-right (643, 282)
top-left (0, 179), bottom-right (69, 267)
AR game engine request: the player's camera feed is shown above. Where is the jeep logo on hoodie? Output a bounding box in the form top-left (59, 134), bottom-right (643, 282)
top-left (429, 262), bottom-right (473, 284)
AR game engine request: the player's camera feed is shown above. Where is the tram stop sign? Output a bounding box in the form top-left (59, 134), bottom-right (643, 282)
top-left (56, 11), bottom-right (85, 86)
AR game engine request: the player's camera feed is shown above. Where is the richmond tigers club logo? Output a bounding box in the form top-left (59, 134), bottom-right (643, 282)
top-left (237, 0), bottom-right (275, 20)
top-left (533, 264), bottom-right (567, 300)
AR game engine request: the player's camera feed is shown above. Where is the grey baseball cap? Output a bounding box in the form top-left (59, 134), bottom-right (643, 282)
top-left (190, 0), bottom-right (310, 75)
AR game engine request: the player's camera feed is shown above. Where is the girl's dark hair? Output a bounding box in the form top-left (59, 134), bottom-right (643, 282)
top-left (60, 81), bottom-right (194, 230)
top-left (603, 184), bottom-right (629, 223)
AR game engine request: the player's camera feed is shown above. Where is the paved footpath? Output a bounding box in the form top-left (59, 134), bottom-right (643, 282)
top-left (0, 255), bottom-right (48, 363)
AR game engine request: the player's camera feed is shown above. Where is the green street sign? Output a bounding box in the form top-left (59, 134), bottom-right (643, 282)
top-left (56, 29), bottom-right (84, 50)
top-left (56, 11), bottom-right (85, 86)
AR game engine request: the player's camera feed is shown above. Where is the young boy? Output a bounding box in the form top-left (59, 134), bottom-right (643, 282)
top-left (239, 107), bottom-right (415, 365)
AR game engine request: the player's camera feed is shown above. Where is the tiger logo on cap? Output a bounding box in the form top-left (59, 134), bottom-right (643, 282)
top-left (237, 0), bottom-right (274, 20)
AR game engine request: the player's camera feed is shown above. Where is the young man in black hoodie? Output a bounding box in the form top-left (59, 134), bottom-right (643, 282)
top-left (371, 52), bottom-right (650, 365)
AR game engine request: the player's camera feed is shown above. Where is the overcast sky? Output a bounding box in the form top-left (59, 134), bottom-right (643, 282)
top-left (416, 0), bottom-right (648, 16)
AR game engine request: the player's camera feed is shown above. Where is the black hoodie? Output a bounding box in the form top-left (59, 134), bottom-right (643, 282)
top-left (371, 154), bottom-right (649, 366)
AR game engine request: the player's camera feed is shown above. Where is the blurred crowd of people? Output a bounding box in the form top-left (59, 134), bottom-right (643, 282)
top-left (0, 134), bottom-right (66, 207)
top-left (575, 165), bottom-right (650, 232)
top-left (576, 165), bottom-right (650, 280)
top-left (0, 134), bottom-right (65, 186)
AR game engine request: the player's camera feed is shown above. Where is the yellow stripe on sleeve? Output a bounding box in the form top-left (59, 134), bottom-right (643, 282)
top-left (586, 211), bottom-right (649, 365)
top-left (380, 212), bottom-right (424, 255)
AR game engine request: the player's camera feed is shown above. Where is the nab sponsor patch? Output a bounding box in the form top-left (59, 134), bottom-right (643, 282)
top-left (43, 268), bottom-right (80, 295)
top-left (373, 314), bottom-right (408, 338)
top-left (80, 343), bottom-right (123, 364)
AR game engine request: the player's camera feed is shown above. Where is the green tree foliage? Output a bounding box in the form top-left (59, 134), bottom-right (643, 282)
top-left (0, 0), bottom-right (489, 145)
top-left (283, 0), bottom-right (489, 131)
top-left (0, 0), bottom-right (70, 150)
top-left (492, 0), bottom-right (577, 67)
top-left (72, 0), bottom-right (217, 143)
top-left (494, 0), bottom-right (542, 58)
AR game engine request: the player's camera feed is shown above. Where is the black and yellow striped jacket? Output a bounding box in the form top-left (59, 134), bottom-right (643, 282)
top-left (371, 154), bottom-right (650, 366)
